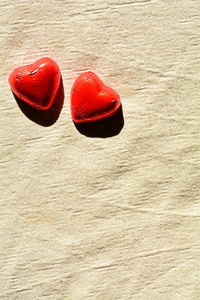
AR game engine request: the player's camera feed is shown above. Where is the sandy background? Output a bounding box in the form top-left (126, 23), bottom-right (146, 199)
top-left (0, 0), bottom-right (200, 299)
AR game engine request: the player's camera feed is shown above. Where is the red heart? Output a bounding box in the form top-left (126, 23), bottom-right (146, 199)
top-left (71, 72), bottom-right (121, 123)
top-left (9, 57), bottom-right (61, 110)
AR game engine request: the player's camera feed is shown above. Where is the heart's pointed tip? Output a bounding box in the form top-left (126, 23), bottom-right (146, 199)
top-left (72, 98), bottom-right (121, 124)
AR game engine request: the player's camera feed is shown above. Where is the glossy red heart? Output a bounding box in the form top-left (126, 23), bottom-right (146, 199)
top-left (9, 57), bottom-right (61, 110)
top-left (71, 72), bottom-right (121, 123)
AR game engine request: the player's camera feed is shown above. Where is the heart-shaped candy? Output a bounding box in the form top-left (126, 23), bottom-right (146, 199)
top-left (9, 57), bottom-right (61, 110)
top-left (71, 72), bottom-right (121, 123)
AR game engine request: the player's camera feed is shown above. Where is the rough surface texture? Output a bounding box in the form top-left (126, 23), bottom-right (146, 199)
top-left (0, 0), bottom-right (200, 299)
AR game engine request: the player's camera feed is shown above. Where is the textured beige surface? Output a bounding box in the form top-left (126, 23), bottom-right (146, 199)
top-left (0, 0), bottom-right (200, 299)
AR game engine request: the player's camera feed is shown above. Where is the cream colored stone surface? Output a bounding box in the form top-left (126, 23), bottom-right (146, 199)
top-left (0, 0), bottom-right (200, 299)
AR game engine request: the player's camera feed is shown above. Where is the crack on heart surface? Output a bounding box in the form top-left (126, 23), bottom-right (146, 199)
top-left (77, 100), bottom-right (119, 119)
